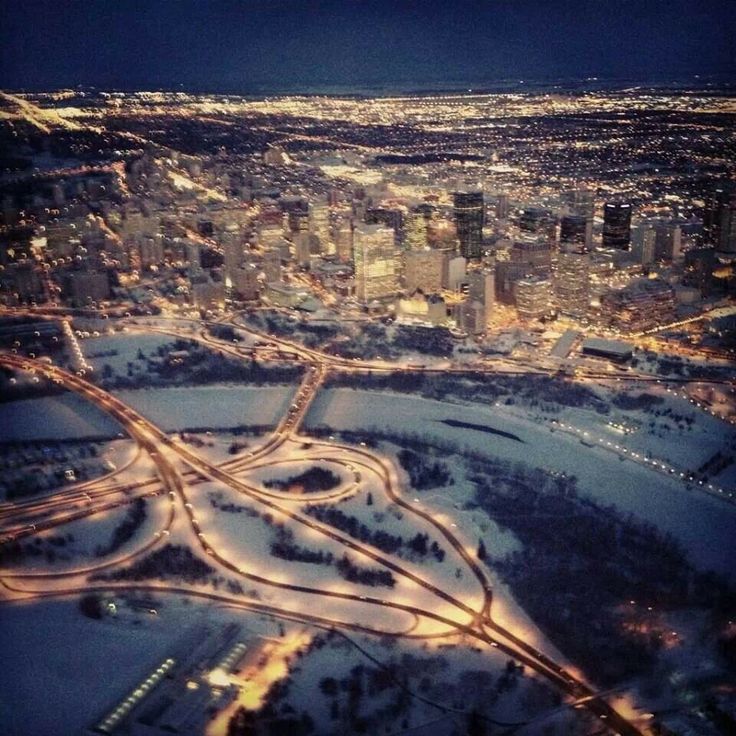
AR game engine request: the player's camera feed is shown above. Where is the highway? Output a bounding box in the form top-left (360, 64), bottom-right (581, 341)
top-left (0, 351), bottom-right (645, 735)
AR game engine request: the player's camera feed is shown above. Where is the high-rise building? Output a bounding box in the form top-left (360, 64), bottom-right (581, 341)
top-left (602, 202), bottom-right (632, 250)
top-left (654, 221), bottom-right (682, 262)
top-left (515, 277), bottom-right (552, 320)
top-left (467, 268), bottom-right (495, 324)
top-left (683, 248), bottom-right (716, 297)
top-left (495, 193), bottom-right (509, 220)
top-left (455, 300), bottom-right (486, 335)
top-left (262, 248), bottom-right (282, 283)
top-left (510, 237), bottom-right (552, 278)
top-left (353, 224), bottom-right (398, 303)
top-left (334, 223), bottom-right (353, 262)
top-left (453, 192), bottom-right (484, 260)
top-left (293, 232), bottom-right (311, 268)
top-left (702, 187), bottom-right (736, 252)
top-left (519, 207), bottom-right (556, 241)
top-left (365, 207), bottom-right (403, 245)
top-left (310, 200), bottom-right (333, 255)
top-left (443, 255), bottom-right (467, 291)
top-left (555, 251), bottom-right (590, 319)
top-left (631, 224), bottom-right (657, 265)
top-left (403, 249), bottom-right (444, 293)
top-left (403, 210), bottom-right (428, 251)
top-left (600, 278), bottom-right (676, 333)
top-left (559, 214), bottom-right (590, 254)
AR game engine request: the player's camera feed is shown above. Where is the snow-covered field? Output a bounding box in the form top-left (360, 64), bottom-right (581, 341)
top-left (0, 393), bottom-right (121, 441)
top-left (82, 333), bottom-right (177, 374)
top-left (0, 599), bottom-right (195, 736)
top-left (306, 388), bottom-right (736, 580)
top-left (0, 597), bottom-right (297, 736)
top-left (113, 385), bottom-right (294, 431)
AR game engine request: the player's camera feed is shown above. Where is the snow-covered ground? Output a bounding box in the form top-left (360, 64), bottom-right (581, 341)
top-left (81, 332), bottom-right (177, 374)
top-left (0, 597), bottom-right (296, 736)
top-left (113, 385), bottom-right (294, 431)
top-left (306, 388), bottom-right (736, 581)
top-left (0, 393), bottom-right (122, 441)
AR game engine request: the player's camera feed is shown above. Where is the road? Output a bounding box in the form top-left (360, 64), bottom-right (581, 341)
top-left (0, 351), bottom-right (645, 735)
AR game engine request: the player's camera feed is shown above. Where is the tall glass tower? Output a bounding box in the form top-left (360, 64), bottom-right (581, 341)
top-left (453, 191), bottom-right (484, 260)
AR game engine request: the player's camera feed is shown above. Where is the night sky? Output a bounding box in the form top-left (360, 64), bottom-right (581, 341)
top-left (1, 0), bottom-right (735, 92)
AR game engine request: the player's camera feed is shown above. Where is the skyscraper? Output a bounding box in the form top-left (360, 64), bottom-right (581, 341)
top-left (602, 202), bottom-right (632, 250)
top-left (353, 224), bottom-right (398, 303)
top-left (519, 207), bottom-right (556, 241)
top-left (453, 192), bottom-right (484, 260)
top-left (559, 214), bottom-right (590, 254)
top-left (555, 251), bottom-right (590, 319)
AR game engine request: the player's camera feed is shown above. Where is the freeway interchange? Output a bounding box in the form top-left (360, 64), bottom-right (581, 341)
top-left (3, 315), bottom-right (719, 735)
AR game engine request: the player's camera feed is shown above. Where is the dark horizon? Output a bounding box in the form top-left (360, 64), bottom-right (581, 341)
top-left (2, 0), bottom-right (735, 93)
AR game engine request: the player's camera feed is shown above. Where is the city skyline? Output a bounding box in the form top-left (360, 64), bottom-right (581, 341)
top-left (1, 4), bottom-right (735, 736)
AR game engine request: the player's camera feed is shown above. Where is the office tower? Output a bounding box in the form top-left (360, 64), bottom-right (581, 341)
top-left (702, 187), bottom-right (736, 252)
top-left (467, 267), bottom-right (495, 324)
top-left (631, 224), bottom-right (657, 265)
top-left (453, 191), bottom-right (484, 260)
top-left (403, 210), bottom-right (428, 251)
top-left (334, 223), bottom-right (353, 262)
top-left (654, 221), bottom-right (682, 262)
top-left (443, 255), bottom-right (467, 291)
top-left (602, 202), bottom-right (632, 250)
top-left (563, 188), bottom-right (595, 219)
top-left (683, 248), bottom-right (716, 296)
top-left (495, 193), bottom-right (509, 220)
top-left (515, 277), bottom-right (552, 320)
top-left (555, 251), bottom-right (590, 319)
top-left (600, 278), bottom-right (676, 333)
top-left (310, 200), bottom-right (333, 255)
top-left (455, 300), bottom-right (486, 335)
top-left (353, 224), bottom-right (398, 303)
top-left (519, 207), bottom-right (556, 241)
top-left (365, 207), bottom-right (403, 245)
top-left (510, 237), bottom-right (552, 276)
top-left (403, 249), bottom-right (444, 293)
top-left (559, 214), bottom-right (590, 254)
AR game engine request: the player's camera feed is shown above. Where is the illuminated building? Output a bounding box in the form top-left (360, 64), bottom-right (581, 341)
top-left (334, 223), bottom-right (353, 262)
top-left (310, 200), bottom-right (333, 255)
top-left (555, 251), bottom-right (590, 319)
top-left (353, 224), bottom-right (398, 303)
top-left (403, 248), bottom-right (444, 293)
top-left (495, 193), bottom-right (509, 219)
top-left (600, 278), bottom-right (676, 333)
top-left (515, 276), bottom-right (552, 320)
top-left (467, 267), bottom-right (495, 324)
top-left (453, 191), bottom-right (484, 260)
top-left (519, 207), bottom-right (556, 241)
top-left (559, 214), bottom-right (590, 254)
top-left (602, 202), bottom-right (632, 250)
top-left (683, 247), bottom-right (716, 296)
top-left (702, 187), bottom-right (736, 253)
top-left (654, 221), bottom-right (682, 262)
top-left (455, 299), bottom-right (486, 334)
top-left (631, 224), bottom-right (656, 265)
top-left (403, 210), bottom-right (428, 251)
top-left (443, 255), bottom-right (467, 291)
